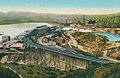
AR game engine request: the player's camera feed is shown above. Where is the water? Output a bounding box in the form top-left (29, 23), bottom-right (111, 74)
top-left (63, 28), bottom-right (120, 41)
top-left (0, 23), bottom-right (51, 41)
top-left (0, 23), bottom-right (119, 42)
top-left (95, 32), bottom-right (120, 41)
top-left (62, 28), bottom-right (92, 32)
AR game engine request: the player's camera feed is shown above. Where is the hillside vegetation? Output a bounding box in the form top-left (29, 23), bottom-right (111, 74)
top-left (71, 32), bottom-right (108, 57)
top-left (92, 14), bottom-right (120, 27)
top-left (0, 63), bottom-right (120, 78)
top-left (0, 12), bottom-right (120, 28)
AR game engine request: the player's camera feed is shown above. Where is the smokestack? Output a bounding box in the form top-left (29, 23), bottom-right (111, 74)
top-left (66, 19), bottom-right (68, 24)
top-left (83, 15), bottom-right (85, 25)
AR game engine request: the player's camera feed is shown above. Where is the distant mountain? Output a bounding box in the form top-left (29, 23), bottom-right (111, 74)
top-left (0, 11), bottom-right (119, 25)
top-left (0, 11), bottom-right (119, 19)
top-left (0, 11), bottom-right (92, 24)
top-left (0, 11), bottom-right (90, 19)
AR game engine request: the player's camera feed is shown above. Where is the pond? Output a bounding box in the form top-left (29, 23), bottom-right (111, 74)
top-left (95, 32), bottom-right (120, 41)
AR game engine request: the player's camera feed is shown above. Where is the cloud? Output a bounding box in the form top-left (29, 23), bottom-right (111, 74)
top-left (0, 7), bottom-right (119, 15)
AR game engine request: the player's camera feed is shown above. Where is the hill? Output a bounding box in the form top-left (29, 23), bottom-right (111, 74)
top-left (0, 11), bottom-right (88, 24)
top-left (0, 11), bottom-right (120, 27)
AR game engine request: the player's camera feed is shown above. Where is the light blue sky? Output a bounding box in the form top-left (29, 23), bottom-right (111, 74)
top-left (0, 0), bottom-right (119, 15)
top-left (0, 0), bottom-right (119, 9)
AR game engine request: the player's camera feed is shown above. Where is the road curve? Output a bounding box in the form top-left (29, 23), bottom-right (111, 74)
top-left (23, 25), bottom-right (111, 64)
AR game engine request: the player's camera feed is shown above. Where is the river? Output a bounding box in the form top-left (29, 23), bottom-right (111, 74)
top-left (0, 24), bottom-right (120, 42)
top-left (0, 23), bottom-right (51, 41)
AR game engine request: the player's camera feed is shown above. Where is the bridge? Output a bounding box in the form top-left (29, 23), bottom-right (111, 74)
top-left (23, 25), bottom-right (111, 70)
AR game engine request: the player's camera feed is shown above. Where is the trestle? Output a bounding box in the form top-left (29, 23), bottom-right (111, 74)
top-left (22, 45), bottom-right (88, 71)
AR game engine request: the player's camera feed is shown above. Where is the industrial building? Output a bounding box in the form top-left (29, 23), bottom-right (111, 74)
top-left (2, 35), bottom-right (10, 43)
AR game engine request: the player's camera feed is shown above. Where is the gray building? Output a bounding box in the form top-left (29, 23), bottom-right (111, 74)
top-left (2, 36), bottom-right (10, 43)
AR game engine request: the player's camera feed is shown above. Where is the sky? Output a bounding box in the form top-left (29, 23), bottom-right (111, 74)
top-left (0, 0), bottom-right (120, 15)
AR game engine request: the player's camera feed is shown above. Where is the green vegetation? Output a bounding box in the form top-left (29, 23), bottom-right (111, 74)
top-left (63, 63), bottom-right (100, 78)
top-left (0, 12), bottom-right (120, 28)
top-left (0, 63), bottom-right (120, 78)
top-left (92, 64), bottom-right (120, 78)
top-left (0, 63), bottom-right (96, 78)
top-left (0, 66), bottom-right (20, 78)
top-left (63, 14), bottom-right (120, 28)
top-left (0, 63), bottom-right (63, 78)
top-left (64, 63), bottom-right (120, 78)
top-left (0, 13), bottom-right (63, 25)
top-left (92, 14), bottom-right (120, 28)
top-left (71, 32), bottom-right (108, 57)
top-left (106, 46), bottom-right (120, 60)
top-left (0, 17), bottom-right (57, 25)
